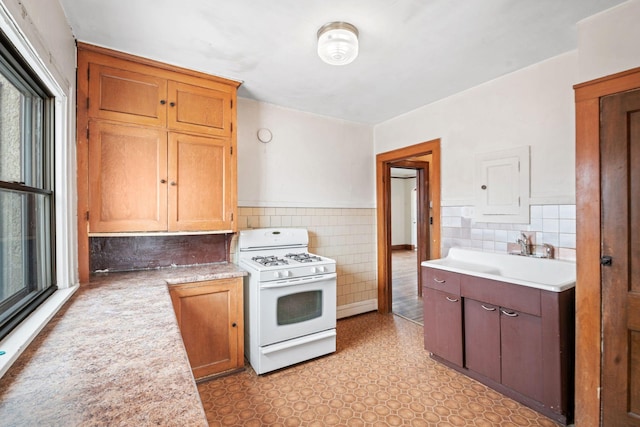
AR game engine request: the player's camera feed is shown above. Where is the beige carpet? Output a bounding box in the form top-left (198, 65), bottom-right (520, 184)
top-left (198, 312), bottom-right (560, 426)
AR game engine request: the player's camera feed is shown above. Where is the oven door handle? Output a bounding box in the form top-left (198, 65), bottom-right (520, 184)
top-left (260, 273), bottom-right (337, 289)
top-left (261, 329), bottom-right (337, 355)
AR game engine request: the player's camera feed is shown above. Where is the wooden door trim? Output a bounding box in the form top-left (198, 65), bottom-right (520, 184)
top-left (574, 65), bottom-right (640, 427)
top-left (376, 139), bottom-right (441, 313)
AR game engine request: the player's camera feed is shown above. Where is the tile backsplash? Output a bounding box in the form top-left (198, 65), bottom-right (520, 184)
top-left (230, 207), bottom-right (378, 309)
top-left (441, 204), bottom-right (576, 261)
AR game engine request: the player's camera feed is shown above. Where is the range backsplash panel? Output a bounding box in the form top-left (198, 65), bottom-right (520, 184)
top-left (90, 234), bottom-right (231, 272)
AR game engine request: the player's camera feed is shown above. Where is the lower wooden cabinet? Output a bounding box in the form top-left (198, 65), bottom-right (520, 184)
top-left (169, 277), bottom-right (244, 380)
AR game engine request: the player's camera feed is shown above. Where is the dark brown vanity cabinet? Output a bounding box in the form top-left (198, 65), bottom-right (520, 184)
top-left (463, 299), bottom-right (500, 382)
top-left (422, 266), bottom-right (574, 424)
top-left (423, 268), bottom-right (463, 366)
top-left (423, 288), bottom-right (463, 366)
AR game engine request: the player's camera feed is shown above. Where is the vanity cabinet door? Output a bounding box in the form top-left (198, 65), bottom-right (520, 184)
top-left (501, 308), bottom-right (543, 402)
top-left (423, 288), bottom-right (463, 366)
top-left (464, 299), bottom-right (501, 382)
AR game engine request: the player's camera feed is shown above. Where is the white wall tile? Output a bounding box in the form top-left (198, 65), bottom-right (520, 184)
top-left (441, 204), bottom-right (576, 262)
top-left (559, 219), bottom-right (576, 233)
top-left (531, 205), bottom-right (543, 219)
top-left (542, 219), bottom-right (559, 233)
top-left (559, 204), bottom-right (576, 219)
top-left (542, 205), bottom-right (559, 219)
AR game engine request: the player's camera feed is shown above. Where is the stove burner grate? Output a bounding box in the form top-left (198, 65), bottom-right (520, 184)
top-left (285, 253), bottom-right (323, 263)
top-left (252, 255), bottom-right (289, 266)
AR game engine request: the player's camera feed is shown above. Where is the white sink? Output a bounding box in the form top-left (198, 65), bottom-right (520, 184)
top-left (421, 247), bottom-right (576, 292)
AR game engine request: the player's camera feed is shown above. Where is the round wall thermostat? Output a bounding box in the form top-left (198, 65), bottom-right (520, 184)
top-left (257, 128), bottom-right (272, 143)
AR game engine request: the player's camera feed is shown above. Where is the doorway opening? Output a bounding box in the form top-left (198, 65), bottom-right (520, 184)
top-left (390, 167), bottom-right (421, 324)
top-left (376, 139), bottom-right (441, 314)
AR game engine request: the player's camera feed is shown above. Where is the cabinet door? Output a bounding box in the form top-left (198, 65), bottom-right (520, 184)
top-left (88, 62), bottom-right (167, 127)
top-left (169, 278), bottom-right (244, 379)
top-left (167, 80), bottom-right (233, 137)
top-left (423, 288), bottom-right (463, 366)
top-left (168, 133), bottom-right (234, 231)
top-left (501, 308), bottom-right (543, 402)
top-left (464, 299), bottom-right (501, 382)
top-left (88, 121), bottom-right (167, 232)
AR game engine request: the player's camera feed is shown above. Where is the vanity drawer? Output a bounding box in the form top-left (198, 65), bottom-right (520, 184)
top-left (423, 267), bottom-right (461, 295)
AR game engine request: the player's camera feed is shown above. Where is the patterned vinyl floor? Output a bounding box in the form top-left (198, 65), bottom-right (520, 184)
top-left (197, 312), bottom-right (560, 427)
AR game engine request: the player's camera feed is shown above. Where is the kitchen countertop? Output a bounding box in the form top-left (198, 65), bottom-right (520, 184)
top-left (0, 262), bottom-right (247, 426)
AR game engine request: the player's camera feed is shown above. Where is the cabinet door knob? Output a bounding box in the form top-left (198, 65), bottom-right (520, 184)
top-left (481, 305), bottom-right (496, 311)
top-left (170, 181), bottom-right (177, 186)
top-left (232, 322), bottom-right (237, 327)
top-left (445, 296), bottom-right (459, 303)
top-left (160, 100), bottom-right (166, 105)
top-left (433, 278), bottom-right (446, 284)
top-left (170, 101), bottom-right (176, 107)
top-left (501, 309), bottom-right (518, 317)
top-left (160, 179), bottom-right (167, 184)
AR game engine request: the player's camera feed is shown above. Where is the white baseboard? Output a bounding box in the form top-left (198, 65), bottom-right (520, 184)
top-left (337, 299), bottom-right (378, 319)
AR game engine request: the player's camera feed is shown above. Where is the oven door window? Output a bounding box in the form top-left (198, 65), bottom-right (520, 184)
top-left (277, 290), bottom-right (322, 325)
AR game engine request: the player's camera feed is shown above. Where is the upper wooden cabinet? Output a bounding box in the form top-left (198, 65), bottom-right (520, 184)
top-left (77, 43), bottom-right (240, 280)
top-left (169, 132), bottom-right (232, 231)
top-left (168, 80), bottom-right (232, 137)
top-left (88, 61), bottom-right (234, 137)
top-left (88, 120), bottom-right (168, 232)
top-left (88, 63), bottom-right (167, 127)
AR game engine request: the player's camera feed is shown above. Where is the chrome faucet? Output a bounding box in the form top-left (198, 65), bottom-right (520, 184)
top-left (542, 243), bottom-right (554, 259)
top-left (517, 233), bottom-right (531, 256)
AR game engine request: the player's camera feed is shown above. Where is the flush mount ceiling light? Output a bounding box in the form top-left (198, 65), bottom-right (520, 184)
top-left (317, 22), bottom-right (359, 66)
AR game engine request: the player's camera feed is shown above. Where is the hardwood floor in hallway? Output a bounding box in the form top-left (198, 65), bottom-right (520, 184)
top-left (392, 249), bottom-right (423, 325)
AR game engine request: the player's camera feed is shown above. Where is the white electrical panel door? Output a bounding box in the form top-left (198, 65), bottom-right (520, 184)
top-left (475, 146), bottom-right (530, 223)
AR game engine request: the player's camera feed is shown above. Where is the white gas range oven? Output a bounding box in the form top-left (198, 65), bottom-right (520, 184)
top-left (237, 228), bottom-right (337, 375)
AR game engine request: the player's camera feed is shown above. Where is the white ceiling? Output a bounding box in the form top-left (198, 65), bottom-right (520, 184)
top-left (58, 0), bottom-right (626, 124)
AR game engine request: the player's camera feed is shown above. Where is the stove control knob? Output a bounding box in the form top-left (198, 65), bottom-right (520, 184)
top-left (312, 266), bottom-right (326, 274)
top-left (273, 271), bottom-right (281, 278)
top-left (284, 270), bottom-right (292, 277)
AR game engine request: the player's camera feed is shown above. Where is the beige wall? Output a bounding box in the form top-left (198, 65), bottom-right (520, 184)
top-left (230, 207), bottom-right (378, 316)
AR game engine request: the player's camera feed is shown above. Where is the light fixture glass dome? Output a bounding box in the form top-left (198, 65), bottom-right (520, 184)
top-left (317, 22), bottom-right (359, 66)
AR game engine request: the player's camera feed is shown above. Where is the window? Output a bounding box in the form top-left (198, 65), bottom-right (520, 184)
top-left (0, 33), bottom-right (56, 340)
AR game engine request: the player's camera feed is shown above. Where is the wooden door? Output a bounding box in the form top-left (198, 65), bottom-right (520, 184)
top-left (464, 299), bottom-right (501, 382)
top-left (169, 278), bottom-right (243, 379)
top-left (88, 121), bottom-right (167, 232)
top-left (168, 133), bottom-right (232, 231)
top-left (601, 88), bottom-right (640, 426)
top-left (88, 62), bottom-right (167, 127)
top-left (167, 80), bottom-right (232, 137)
top-left (417, 163), bottom-right (430, 295)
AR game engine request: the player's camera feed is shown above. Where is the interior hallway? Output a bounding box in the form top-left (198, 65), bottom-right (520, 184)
top-left (392, 249), bottom-right (423, 325)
